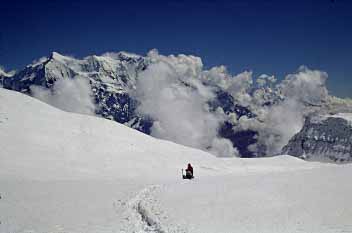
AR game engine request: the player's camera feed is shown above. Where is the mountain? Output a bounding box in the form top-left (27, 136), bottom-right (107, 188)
top-left (282, 113), bottom-right (352, 162)
top-left (2, 51), bottom-right (151, 129)
top-left (1, 87), bottom-right (352, 233)
top-left (2, 51), bottom-right (352, 159)
top-left (1, 51), bottom-right (257, 157)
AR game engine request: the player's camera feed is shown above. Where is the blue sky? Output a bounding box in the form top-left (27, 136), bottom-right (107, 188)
top-left (0, 0), bottom-right (351, 97)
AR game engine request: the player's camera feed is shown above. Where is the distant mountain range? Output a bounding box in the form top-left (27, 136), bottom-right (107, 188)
top-left (1, 51), bottom-right (351, 161)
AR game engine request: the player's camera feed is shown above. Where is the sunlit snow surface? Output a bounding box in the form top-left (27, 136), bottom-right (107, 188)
top-left (0, 88), bottom-right (351, 233)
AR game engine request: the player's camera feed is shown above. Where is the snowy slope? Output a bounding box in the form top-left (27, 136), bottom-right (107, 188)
top-left (0, 89), bottom-right (249, 181)
top-left (0, 88), bottom-right (351, 233)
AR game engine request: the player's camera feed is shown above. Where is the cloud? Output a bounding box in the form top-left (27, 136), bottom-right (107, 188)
top-left (18, 50), bottom-right (351, 158)
top-left (133, 50), bottom-right (237, 157)
top-left (202, 67), bottom-right (254, 106)
top-left (233, 67), bottom-right (331, 155)
top-left (249, 99), bottom-right (305, 155)
top-left (279, 66), bottom-right (328, 105)
top-left (211, 137), bottom-right (240, 157)
top-left (30, 77), bottom-right (95, 115)
top-left (256, 74), bottom-right (276, 87)
top-left (133, 51), bottom-right (346, 157)
top-left (226, 71), bottom-right (253, 106)
top-left (0, 66), bottom-right (15, 77)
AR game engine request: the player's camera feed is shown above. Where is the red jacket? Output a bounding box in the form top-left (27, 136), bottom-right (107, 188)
top-left (186, 164), bottom-right (193, 174)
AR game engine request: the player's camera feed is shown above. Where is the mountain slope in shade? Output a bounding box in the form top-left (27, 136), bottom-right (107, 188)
top-left (1, 88), bottom-right (352, 233)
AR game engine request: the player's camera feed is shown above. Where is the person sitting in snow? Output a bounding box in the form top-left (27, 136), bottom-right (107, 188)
top-left (185, 163), bottom-right (194, 179)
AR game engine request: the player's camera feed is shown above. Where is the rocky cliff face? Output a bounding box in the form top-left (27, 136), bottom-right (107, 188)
top-left (2, 52), bottom-right (154, 132)
top-left (282, 114), bottom-right (352, 162)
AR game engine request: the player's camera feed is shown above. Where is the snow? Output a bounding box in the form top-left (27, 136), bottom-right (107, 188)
top-left (315, 113), bottom-right (352, 124)
top-left (0, 69), bottom-right (12, 78)
top-left (51, 51), bottom-right (74, 63)
top-left (331, 113), bottom-right (352, 123)
top-left (153, 168), bottom-right (352, 233)
top-left (102, 51), bottom-right (142, 60)
top-left (0, 88), bottom-right (352, 233)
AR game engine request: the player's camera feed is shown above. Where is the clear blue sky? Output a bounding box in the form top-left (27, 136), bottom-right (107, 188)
top-left (0, 0), bottom-right (351, 97)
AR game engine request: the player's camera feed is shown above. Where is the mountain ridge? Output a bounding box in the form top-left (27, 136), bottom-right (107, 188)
top-left (1, 51), bottom-right (352, 159)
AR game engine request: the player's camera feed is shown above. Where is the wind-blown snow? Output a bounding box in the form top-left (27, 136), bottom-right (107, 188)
top-left (1, 88), bottom-right (352, 233)
top-left (329, 113), bottom-right (352, 123)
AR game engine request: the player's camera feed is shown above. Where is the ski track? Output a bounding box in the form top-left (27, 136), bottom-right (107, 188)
top-left (119, 184), bottom-right (188, 233)
top-left (120, 185), bottom-right (167, 233)
top-left (118, 163), bottom-right (324, 233)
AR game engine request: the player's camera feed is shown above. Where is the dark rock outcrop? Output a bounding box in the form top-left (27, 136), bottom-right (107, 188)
top-left (282, 115), bottom-right (352, 162)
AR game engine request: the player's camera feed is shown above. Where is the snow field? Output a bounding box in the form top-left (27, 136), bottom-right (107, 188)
top-left (1, 88), bottom-right (351, 233)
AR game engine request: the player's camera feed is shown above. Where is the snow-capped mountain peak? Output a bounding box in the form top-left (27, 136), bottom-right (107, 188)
top-left (50, 51), bottom-right (71, 62)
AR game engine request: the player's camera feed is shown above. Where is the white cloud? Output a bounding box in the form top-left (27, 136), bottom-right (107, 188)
top-left (0, 66), bottom-right (15, 77)
top-left (279, 66), bottom-right (328, 105)
top-left (233, 67), bottom-right (331, 155)
top-left (30, 77), bottom-right (95, 115)
top-left (134, 51), bottom-right (237, 157)
top-left (257, 99), bottom-right (305, 155)
top-left (133, 51), bottom-right (343, 157)
top-left (211, 137), bottom-right (239, 157)
top-left (256, 74), bottom-right (276, 87)
top-left (226, 71), bottom-right (253, 107)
